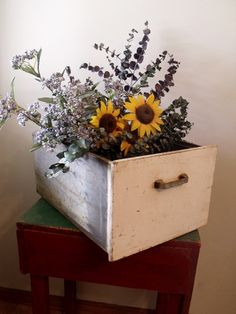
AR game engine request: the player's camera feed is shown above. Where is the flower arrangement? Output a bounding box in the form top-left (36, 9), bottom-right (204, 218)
top-left (0, 22), bottom-right (192, 177)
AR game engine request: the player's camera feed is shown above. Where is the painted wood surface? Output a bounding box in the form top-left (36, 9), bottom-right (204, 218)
top-left (109, 145), bottom-right (217, 260)
top-left (33, 144), bottom-right (217, 261)
top-left (17, 220), bottom-right (200, 314)
top-left (34, 148), bottom-right (109, 250)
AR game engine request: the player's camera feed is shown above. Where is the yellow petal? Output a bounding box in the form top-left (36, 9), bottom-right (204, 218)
top-left (150, 125), bottom-right (157, 134)
top-left (113, 108), bottom-right (120, 117)
top-left (100, 101), bottom-right (107, 114)
top-left (107, 100), bottom-right (113, 113)
top-left (145, 125), bottom-right (151, 136)
top-left (157, 118), bottom-right (164, 125)
top-left (121, 141), bottom-right (131, 156)
top-left (124, 144), bottom-right (131, 156)
top-left (153, 107), bottom-right (163, 116)
top-left (117, 121), bottom-right (125, 130)
top-left (90, 117), bottom-right (99, 128)
top-left (123, 113), bottom-right (136, 121)
top-left (128, 96), bottom-right (137, 106)
top-left (151, 122), bottom-right (161, 132)
top-left (124, 102), bottom-right (135, 112)
top-left (136, 95), bottom-right (145, 106)
top-left (146, 94), bottom-right (155, 105)
top-left (153, 99), bottom-right (161, 107)
top-left (96, 108), bottom-right (102, 118)
top-left (139, 124), bottom-right (146, 137)
top-left (121, 140), bottom-right (128, 151)
top-left (131, 119), bottom-right (141, 131)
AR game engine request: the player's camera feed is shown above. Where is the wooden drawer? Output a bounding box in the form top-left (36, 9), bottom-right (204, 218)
top-left (34, 144), bottom-right (217, 261)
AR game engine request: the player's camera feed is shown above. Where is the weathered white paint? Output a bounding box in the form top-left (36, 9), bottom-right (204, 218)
top-left (110, 145), bottom-right (217, 261)
top-left (34, 148), bottom-right (110, 250)
top-left (34, 144), bottom-right (217, 261)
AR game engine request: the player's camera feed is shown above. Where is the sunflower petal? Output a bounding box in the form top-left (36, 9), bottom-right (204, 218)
top-left (117, 121), bottom-right (125, 130)
top-left (100, 101), bottom-right (107, 114)
top-left (150, 125), bottom-right (157, 134)
top-left (90, 117), bottom-right (99, 128)
top-left (153, 99), bottom-right (161, 107)
top-left (124, 102), bottom-right (135, 112)
top-left (107, 100), bottom-right (113, 113)
top-left (136, 95), bottom-right (145, 106)
top-left (113, 108), bottom-right (120, 117)
top-left (145, 125), bottom-right (151, 136)
top-left (123, 113), bottom-right (136, 121)
top-left (131, 119), bottom-right (141, 131)
top-left (124, 144), bottom-right (131, 156)
top-left (151, 122), bottom-right (161, 132)
top-left (139, 124), bottom-right (146, 137)
top-left (121, 140), bottom-right (128, 151)
top-left (121, 141), bottom-right (131, 156)
top-left (153, 107), bottom-right (163, 116)
top-left (146, 94), bottom-right (155, 105)
top-left (96, 108), bottom-right (102, 118)
top-left (128, 96), bottom-right (137, 106)
top-left (157, 118), bottom-right (164, 125)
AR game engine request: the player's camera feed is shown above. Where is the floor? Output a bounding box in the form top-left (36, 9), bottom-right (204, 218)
top-left (0, 299), bottom-right (153, 314)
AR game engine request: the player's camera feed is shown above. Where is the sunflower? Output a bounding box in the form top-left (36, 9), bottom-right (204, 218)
top-left (123, 94), bottom-right (164, 137)
top-left (90, 100), bottom-right (124, 136)
top-left (120, 140), bottom-right (132, 156)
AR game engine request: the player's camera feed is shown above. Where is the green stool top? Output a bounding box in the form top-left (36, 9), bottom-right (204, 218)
top-left (21, 198), bottom-right (78, 230)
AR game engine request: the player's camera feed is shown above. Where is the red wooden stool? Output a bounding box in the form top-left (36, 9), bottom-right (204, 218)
top-left (17, 199), bottom-right (200, 314)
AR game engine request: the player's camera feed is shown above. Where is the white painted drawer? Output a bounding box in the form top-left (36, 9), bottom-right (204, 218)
top-left (34, 144), bottom-right (217, 261)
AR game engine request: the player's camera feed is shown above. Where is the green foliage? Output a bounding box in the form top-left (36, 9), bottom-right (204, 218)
top-left (0, 119), bottom-right (6, 130)
top-left (30, 142), bottom-right (42, 152)
top-left (38, 97), bottom-right (54, 104)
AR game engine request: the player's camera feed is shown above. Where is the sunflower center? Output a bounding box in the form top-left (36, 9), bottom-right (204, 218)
top-left (99, 113), bottom-right (117, 133)
top-left (136, 104), bottom-right (155, 124)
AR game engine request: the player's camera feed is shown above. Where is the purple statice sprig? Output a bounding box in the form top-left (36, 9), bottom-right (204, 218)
top-left (2, 50), bottom-right (101, 173)
top-left (0, 95), bottom-right (17, 128)
top-left (12, 49), bottom-right (42, 78)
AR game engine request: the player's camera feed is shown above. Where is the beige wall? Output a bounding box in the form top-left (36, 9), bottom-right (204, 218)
top-left (0, 0), bottom-right (236, 313)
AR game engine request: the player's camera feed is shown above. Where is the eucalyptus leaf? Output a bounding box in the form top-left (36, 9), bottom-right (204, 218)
top-left (21, 65), bottom-right (39, 77)
top-left (38, 97), bottom-right (54, 104)
top-left (0, 119), bottom-right (7, 130)
top-left (37, 48), bottom-right (42, 74)
top-left (45, 162), bottom-right (69, 178)
top-left (68, 143), bottom-right (80, 154)
top-left (64, 151), bottom-right (77, 163)
top-left (30, 142), bottom-right (42, 152)
top-left (10, 77), bottom-right (15, 100)
top-left (37, 49), bottom-right (42, 63)
top-left (79, 90), bottom-right (96, 99)
top-left (56, 151), bottom-right (66, 159)
top-left (91, 82), bottom-right (99, 90)
top-left (78, 138), bottom-right (87, 150)
top-left (41, 116), bottom-right (52, 127)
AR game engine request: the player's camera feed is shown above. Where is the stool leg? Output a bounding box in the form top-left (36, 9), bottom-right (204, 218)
top-left (64, 280), bottom-right (77, 314)
top-left (30, 274), bottom-right (50, 314)
top-left (156, 293), bottom-right (183, 314)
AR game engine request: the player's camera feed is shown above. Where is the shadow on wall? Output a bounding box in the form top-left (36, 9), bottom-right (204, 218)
top-left (0, 119), bottom-right (39, 263)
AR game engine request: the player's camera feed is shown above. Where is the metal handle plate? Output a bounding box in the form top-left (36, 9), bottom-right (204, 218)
top-left (154, 173), bottom-right (188, 190)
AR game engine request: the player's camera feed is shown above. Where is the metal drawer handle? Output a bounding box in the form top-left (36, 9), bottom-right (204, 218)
top-left (154, 173), bottom-right (188, 190)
